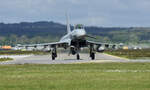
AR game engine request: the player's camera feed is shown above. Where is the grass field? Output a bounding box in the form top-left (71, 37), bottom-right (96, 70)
top-left (105, 49), bottom-right (150, 59)
top-left (0, 58), bottom-right (13, 62)
top-left (0, 63), bottom-right (150, 90)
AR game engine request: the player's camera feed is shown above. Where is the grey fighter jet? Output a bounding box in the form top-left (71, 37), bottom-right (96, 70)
top-left (17, 15), bottom-right (119, 60)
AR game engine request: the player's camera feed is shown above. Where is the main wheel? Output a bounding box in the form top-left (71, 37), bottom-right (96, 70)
top-left (77, 54), bottom-right (80, 60)
top-left (52, 53), bottom-right (55, 60)
top-left (91, 53), bottom-right (95, 60)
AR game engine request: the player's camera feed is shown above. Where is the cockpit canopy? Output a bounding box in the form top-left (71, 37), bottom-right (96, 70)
top-left (74, 24), bottom-right (84, 29)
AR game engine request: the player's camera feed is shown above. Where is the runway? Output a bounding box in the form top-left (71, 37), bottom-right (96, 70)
top-left (0, 53), bottom-right (150, 65)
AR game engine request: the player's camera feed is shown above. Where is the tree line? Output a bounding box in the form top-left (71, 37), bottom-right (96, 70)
top-left (0, 21), bottom-right (150, 45)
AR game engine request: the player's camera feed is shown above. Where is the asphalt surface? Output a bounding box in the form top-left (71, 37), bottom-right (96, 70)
top-left (0, 53), bottom-right (150, 65)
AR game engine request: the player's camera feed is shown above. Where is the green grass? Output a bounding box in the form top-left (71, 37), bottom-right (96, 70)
top-left (0, 57), bottom-right (13, 62)
top-left (0, 63), bottom-right (150, 90)
top-left (105, 49), bottom-right (150, 59)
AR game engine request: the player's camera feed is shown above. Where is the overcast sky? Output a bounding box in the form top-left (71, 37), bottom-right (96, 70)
top-left (0, 0), bottom-right (150, 27)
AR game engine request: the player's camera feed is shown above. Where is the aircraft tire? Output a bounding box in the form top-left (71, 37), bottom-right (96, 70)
top-left (91, 53), bottom-right (95, 60)
top-left (52, 53), bottom-right (55, 60)
top-left (77, 54), bottom-right (80, 60)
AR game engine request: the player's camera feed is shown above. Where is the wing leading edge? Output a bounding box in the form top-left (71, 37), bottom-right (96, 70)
top-left (17, 41), bottom-right (69, 49)
top-left (87, 40), bottom-right (122, 50)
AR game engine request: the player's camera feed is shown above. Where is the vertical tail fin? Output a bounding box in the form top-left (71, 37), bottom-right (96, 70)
top-left (66, 13), bottom-right (71, 34)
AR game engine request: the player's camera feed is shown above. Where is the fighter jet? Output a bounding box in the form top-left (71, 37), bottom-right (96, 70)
top-left (17, 15), bottom-right (119, 60)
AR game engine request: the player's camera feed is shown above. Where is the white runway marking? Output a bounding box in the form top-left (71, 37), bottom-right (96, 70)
top-left (104, 70), bottom-right (150, 72)
top-left (0, 55), bottom-right (32, 59)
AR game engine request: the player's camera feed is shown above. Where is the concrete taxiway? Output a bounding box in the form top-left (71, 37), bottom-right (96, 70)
top-left (0, 53), bottom-right (150, 65)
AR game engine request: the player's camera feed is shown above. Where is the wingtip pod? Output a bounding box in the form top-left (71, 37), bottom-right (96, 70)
top-left (66, 13), bottom-right (71, 34)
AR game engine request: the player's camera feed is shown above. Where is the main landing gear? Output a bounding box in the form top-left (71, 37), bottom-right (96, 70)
top-left (90, 52), bottom-right (95, 60)
top-left (77, 53), bottom-right (80, 60)
top-left (90, 44), bottom-right (95, 60)
top-left (51, 47), bottom-right (57, 60)
top-left (52, 52), bottom-right (57, 60)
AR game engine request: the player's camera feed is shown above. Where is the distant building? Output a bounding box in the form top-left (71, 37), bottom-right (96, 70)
top-left (123, 46), bottom-right (129, 50)
top-left (1, 46), bottom-right (12, 50)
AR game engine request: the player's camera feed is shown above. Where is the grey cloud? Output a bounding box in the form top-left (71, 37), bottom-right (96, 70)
top-left (0, 0), bottom-right (150, 27)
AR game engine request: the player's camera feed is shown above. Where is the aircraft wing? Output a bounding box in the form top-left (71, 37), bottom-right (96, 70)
top-left (87, 40), bottom-right (121, 49)
top-left (17, 41), bottom-right (69, 49)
